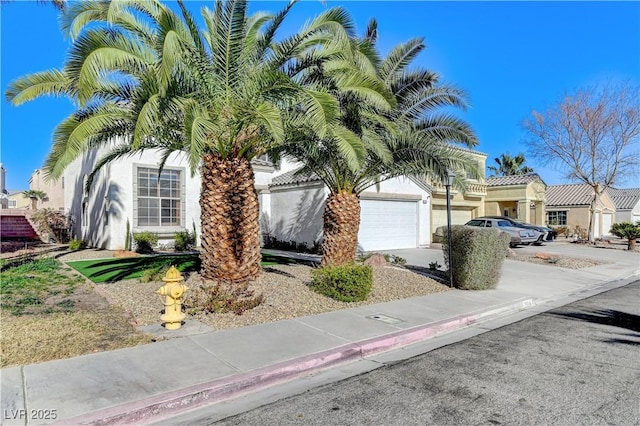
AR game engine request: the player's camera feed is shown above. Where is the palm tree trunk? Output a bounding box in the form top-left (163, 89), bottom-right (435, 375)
top-left (321, 191), bottom-right (361, 266)
top-left (200, 154), bottom-right (261, 284)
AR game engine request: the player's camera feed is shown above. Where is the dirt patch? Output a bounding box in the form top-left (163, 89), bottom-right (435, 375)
top-left (508, 252), bottom-right (610, 269)
top-left (1, 260), bottom-right (152, 368)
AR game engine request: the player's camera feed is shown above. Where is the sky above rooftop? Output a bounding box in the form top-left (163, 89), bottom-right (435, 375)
top-left (1, 1), bottom-right (639, 190)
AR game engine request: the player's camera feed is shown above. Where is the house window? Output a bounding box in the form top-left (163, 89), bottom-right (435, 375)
top-left (546, 211), bottom-right (567, 226)
top-left (136, 167), bottom-right (182, 227)
top-left (8, 200), bottom-right (16, 208)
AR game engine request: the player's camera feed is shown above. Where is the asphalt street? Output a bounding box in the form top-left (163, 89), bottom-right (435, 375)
top-left (214, 281), bottom-right (640, 425)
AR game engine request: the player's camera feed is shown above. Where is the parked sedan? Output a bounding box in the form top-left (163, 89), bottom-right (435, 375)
top-left (485, 216), bottom-right (556, 244)
top-left (465, 218), bottom-right (540, 247)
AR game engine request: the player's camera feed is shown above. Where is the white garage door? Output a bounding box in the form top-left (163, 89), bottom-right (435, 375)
top-left (431, 207), bottom-right (473, 232)
top-left (358, 199), bottom-right (418, 251)
top-left (602, 213), bottom-right (613, 236)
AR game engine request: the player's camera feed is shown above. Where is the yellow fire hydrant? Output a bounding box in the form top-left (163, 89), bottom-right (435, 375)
top-left (157, 266), bottom-right (188, 330)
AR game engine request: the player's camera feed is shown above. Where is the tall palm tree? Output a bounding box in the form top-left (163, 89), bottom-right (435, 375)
top-left (276, 19), bottom-right (479, 266)
top-left (6, 0), bottom-right (379, 285)
top-left (487, 152), bottom-right (534, 176)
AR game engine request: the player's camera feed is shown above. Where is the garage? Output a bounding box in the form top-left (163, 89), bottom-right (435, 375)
top-left (358, 199), bottom-right (418, 251)
top-left (431, 206), bottom-right (473, 234)
top-left (602, 213), bottom-right (613, 236)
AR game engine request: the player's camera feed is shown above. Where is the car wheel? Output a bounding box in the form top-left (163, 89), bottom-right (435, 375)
top-left (533, 242), bottom-right (543, 246)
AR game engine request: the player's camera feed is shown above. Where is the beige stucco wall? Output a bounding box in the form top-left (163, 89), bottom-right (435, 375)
top-left (29, 169), bottom-right (65, 210)
top-left (485, 180), bottom-right (546, 224)
top-left (7, 192), bottom-right (31, 209)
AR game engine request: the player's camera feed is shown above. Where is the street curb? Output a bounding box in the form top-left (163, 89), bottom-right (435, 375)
top-left (55, 299), bottom-right (533, 426)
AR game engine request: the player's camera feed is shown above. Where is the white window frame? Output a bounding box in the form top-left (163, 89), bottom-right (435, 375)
top-left (132, 164), bottom-right (186, 232)
top-left (546, 210), bottom-right (567, 226)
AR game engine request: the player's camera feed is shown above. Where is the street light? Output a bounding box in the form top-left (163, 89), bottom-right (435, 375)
top-left (445, 169), bottom-right (455, 288)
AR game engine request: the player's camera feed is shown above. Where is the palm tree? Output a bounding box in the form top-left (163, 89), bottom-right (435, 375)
top-left (6, 0), bottom-right (373, 285)
top-left (23, 190), bottom-right (47, 210)
top-left (487, 152), bottom-right (534, 177)
top-left (276, 19), bottom-right (479, 266)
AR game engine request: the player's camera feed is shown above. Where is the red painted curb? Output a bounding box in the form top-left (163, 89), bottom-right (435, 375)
top-left (57, 302), bottom-right (527, 425)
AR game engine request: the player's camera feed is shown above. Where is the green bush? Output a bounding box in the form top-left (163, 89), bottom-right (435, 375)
top-left (441, 225), bottom-right (510, 290)
top-left (68, 239), bottom-right (85, 251)
top-left (310, 264), bottom-right (373, 302)
top-left (174, 230), bottom-right (196, 252)
top-left (133, 232), bottom-right (159, 254)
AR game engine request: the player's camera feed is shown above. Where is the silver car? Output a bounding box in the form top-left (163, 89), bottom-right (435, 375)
top-left (465, 218), bottom-right (540, 247)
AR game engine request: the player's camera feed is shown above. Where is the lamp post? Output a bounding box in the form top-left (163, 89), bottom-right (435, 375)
top-left (445, 169), bottom-right (455, 288)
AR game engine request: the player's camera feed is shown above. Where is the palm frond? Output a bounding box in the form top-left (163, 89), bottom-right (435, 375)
top-left (5, 69), bottom-right (71, 105)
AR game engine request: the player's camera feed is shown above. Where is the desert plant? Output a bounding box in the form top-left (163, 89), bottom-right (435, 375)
top-left (554, 226), bottom-right (570, 238)
top-left (310, 264), bottom-right (373, 302)
top-left (610, 222), bottom-right (640, 250)
top-left (68, 239), bottom-right (85, 251)
top-left (124, 219), bottom-right (131, 251)
top-left (174, 230), bottom-right (196, 252)
top-left (573, 225), bottom-right (588, 240)
top-left (441, 225), bottom-right (510, 290)
top-left (133, 232), bottom-right (158, 254)
top-left (428, 261), bottom-right (441, 271)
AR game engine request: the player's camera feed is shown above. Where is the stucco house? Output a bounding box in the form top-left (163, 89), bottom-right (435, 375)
top-left (484, 174), bottom-right (547, 225)
top-left (545, 184), bottom-right (616, 238)
top-left (429, 149), bottom-right (487, 237)
top-left (64, 141), bottom-right (433, 251)
top-left (28, 168), bottom-right (65, 211)
top-left (607, 188), bottom-right (640, 224)
top-left (6, 190), bottom-right (31, 209)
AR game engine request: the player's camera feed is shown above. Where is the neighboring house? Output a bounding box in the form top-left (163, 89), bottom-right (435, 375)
top-left (607, 188), bottom-right (640, 224)
top-left (0, 163), bottom-right (7, 209)
top-left (29, 168), bottom-right (65, 210)
top-left (545, 184), bottom-right (616, 237)
top-left (7, 190), bottom-right (31, 209)
top-left (429, 148), bottom-right (487, 237)
top-left (485, 174), bottom-right (547, 225)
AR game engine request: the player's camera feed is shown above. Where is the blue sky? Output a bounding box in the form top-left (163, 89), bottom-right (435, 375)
top-left (1, 1), bottom-right (639, 190)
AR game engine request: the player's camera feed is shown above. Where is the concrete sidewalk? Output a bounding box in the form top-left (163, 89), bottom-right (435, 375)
top-left (1, 244), bottom-right (638, 425)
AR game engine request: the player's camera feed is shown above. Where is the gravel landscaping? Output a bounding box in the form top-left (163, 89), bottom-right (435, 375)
top-left (52, 245), bottom-right (618, 334)
top-left (91, 264), bottom-right (449, 331)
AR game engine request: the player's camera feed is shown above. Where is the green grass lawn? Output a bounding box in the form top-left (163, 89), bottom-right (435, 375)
top-left (67, 252), bottom-right (297, 283)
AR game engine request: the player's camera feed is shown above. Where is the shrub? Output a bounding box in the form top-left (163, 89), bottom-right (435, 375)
top-left (610, 222), bottom-right (640, 250)
top-left (174, 230), bottom-right (196, 252)
top-left (310, 264), bottom-right (372, 302)
top-left (68, 239), bottom-right (85, 251)
top-left (31, 209), bottom-right (73, 243)
top-left (441, 225), bottom-right (510, 290)
top-left (133, 232), bottom-right (158, 254)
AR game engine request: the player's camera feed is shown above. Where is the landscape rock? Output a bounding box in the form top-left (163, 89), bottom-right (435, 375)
top-left (363, 253), bottom-right (388, 267)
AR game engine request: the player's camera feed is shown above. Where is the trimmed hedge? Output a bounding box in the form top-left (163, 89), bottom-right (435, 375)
top-left (133, 231), bottom-right (159, 254)
top-left (310, 263), bottom-right (373, 302)
top-left (442, 225), bottom-right (510, 290)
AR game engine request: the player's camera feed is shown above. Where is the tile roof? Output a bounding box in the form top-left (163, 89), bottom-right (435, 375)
top-left (545, 183), bottom-right (597, 206)
top-left (251, 158), bottom-right (274, 168)
top-left (607, 188), bottom-right (640, 210)
top-left (486, 173), bottom-right (546, 187)
top-left (270, 168), bottom-right (321, 187)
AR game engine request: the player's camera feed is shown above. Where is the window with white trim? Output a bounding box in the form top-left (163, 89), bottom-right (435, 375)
top-left (546, 210), bottom-right (567, 226)
top-left (136, 167), bottom-right (182, 227)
